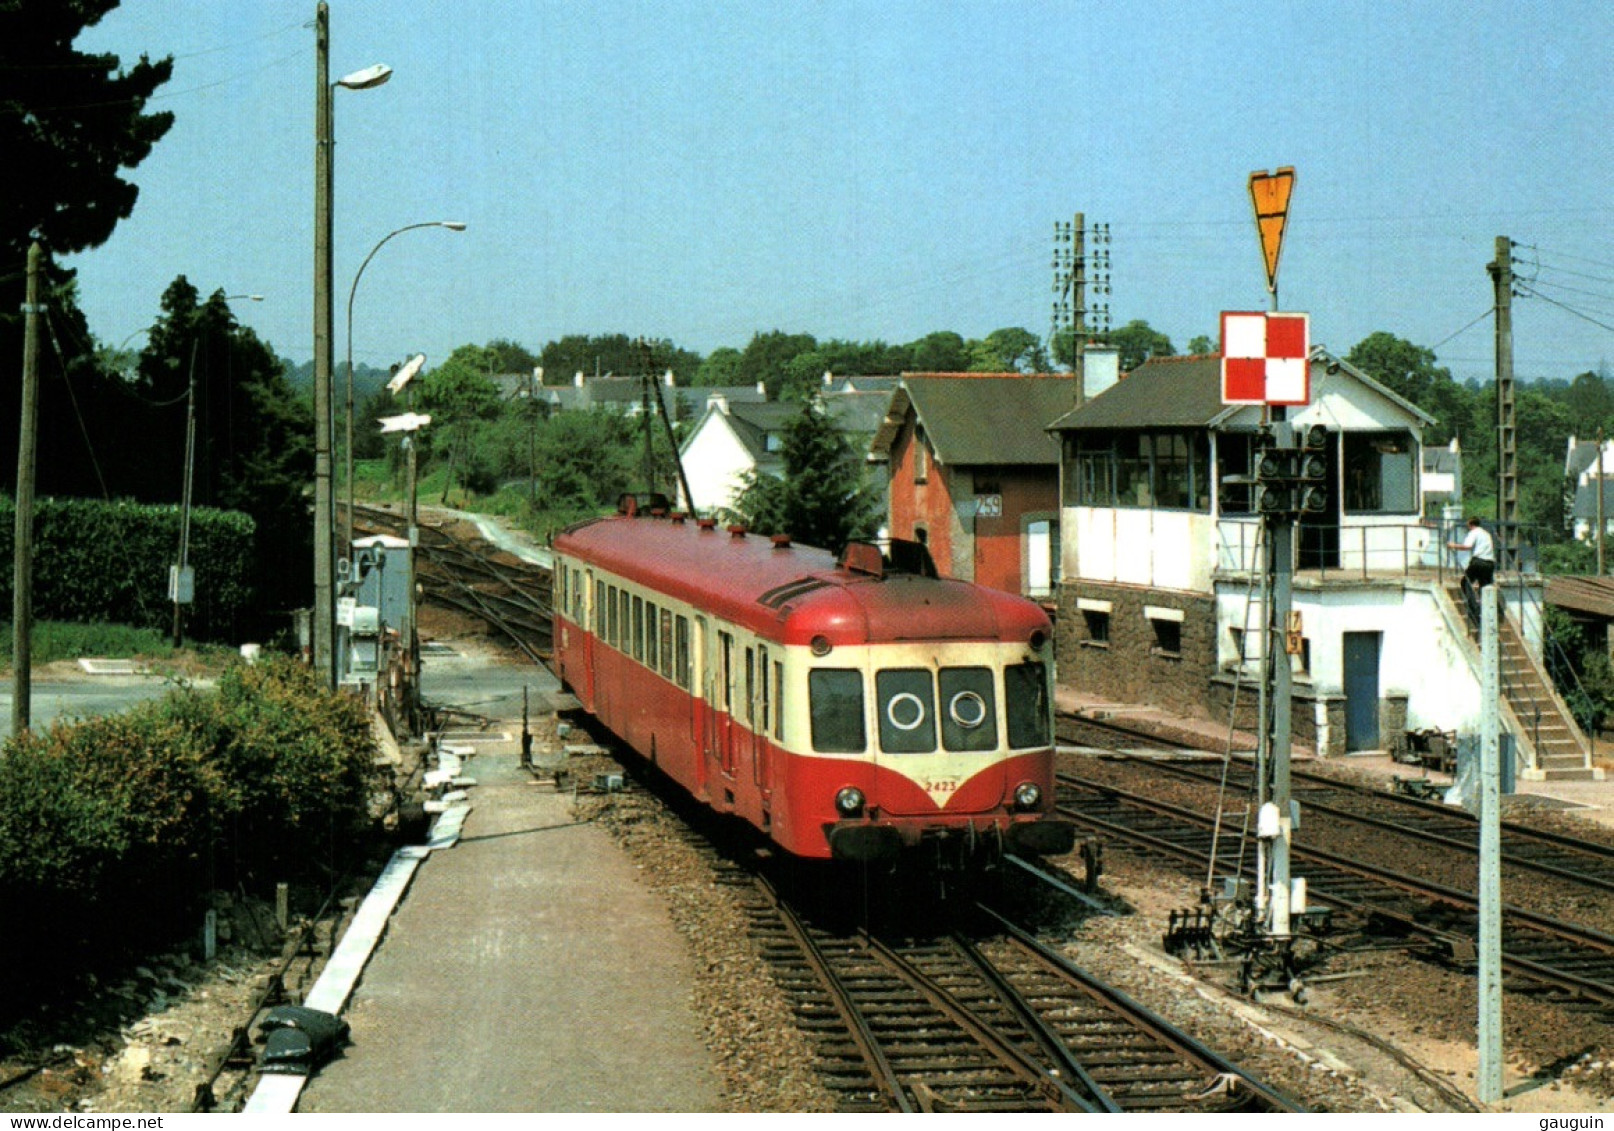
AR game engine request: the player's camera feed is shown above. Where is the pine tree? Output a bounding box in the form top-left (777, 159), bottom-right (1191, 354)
top-left (732, 402), bottom-right (879, 553)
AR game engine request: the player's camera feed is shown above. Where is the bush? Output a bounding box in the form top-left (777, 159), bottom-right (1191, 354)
top-left (0, 657), bottom-right (381, 999)
top-left (0, 497), bottom-right (256, 641)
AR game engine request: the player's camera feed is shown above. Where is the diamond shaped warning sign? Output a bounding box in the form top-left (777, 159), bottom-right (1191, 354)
top-left (1221, 311), bottom-right (1310, 406)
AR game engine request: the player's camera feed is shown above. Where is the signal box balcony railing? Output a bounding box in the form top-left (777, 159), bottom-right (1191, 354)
top-left (1214, 518), bottom-right (1536, 585)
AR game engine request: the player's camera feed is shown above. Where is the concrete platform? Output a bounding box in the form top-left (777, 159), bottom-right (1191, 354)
top-left (299, 735), bottom-right (722, 1111)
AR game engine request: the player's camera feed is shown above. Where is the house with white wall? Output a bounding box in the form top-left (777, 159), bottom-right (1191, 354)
top-left (1047, 348), bottom-right (1595, 779)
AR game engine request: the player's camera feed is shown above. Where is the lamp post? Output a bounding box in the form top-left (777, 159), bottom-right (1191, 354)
top-left (344, 221), bottom-right (465, 554)
top-left (314, 0), bottom-right (391, 687)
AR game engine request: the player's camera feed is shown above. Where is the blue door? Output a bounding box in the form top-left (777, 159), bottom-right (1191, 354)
top-left (1343, 632), bottom-right (1381, 752)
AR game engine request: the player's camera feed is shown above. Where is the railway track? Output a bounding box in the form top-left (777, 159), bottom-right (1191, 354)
top-left (1056, 770), bottom-right (1614, 1015)
top-left (1103, 751), bottom-right (1614, 897)
top-left (351, 503), bottom-right (553, 662)
top-left (742, 874), bottom-right (1301, 1113)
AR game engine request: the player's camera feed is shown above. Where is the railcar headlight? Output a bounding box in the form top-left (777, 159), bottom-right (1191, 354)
top-left (835, 786), bottom-right (865, 816)
top-left (1013, 782), bottom-right (1042, 810)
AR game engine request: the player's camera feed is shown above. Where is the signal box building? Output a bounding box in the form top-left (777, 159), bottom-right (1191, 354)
top-left (871, 374), bottom-right (1080, 601)
top-left (1047, 349), bottom-right (1597, 778)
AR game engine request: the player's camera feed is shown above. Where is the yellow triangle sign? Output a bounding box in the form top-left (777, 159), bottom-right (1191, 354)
top-left (1249, 167), bottom-right (1296, 293)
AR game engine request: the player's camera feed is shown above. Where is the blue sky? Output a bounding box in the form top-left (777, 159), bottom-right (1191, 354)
top-left (70, 1), bottom-right (1613, 384)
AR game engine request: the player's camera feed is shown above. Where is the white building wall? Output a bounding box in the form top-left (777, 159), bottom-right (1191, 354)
top-left (680, 415), bottom-right (756, 515)
top-left (1067, 507), bottom-right (1217, 592)
top-left (1216, 580), bottom-right (1481, 740)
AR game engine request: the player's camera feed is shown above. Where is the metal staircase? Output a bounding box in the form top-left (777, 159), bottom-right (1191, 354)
top-left (1445, 581), bottom-right (1602, 782)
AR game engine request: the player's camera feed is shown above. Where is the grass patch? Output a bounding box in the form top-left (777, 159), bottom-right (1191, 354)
top-left (0, 621), bottom-right (188, 666)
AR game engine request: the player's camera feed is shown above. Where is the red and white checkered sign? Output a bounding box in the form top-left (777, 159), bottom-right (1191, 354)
top-left (1221, 311), bottom-right (1310, 406)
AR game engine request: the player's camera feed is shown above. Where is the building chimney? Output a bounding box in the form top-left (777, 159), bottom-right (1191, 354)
top-left (664, 368), bottom-right (675, 387)
top-left (823, 371), bottom-right (833, 387)
top-left (574, 371), bottom-right (585, 388)
top-left (756, 381), bottom-right (766, 396)
top-left (1082, 345), bottom-right (1121, 400)
top-left (709, 394), bottom-right (729, 415)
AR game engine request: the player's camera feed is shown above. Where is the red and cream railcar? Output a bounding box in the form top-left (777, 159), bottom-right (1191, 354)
top-left (550, 505), bottom-right (1074, 863)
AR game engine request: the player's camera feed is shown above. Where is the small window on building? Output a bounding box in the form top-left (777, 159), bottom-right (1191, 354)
top-left (1082, 609), bottom-right (1110, 647)
top-left (913, 424), bottom-right (929, 483)
top-left (1151, 617), bottom-right (1182, 657)
top-left (764, 432), bottom-right (783, 452)
top-left (914, 525), bottom-right (928, 547)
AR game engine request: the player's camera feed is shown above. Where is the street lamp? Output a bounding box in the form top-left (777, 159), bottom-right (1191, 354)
top-left (313, 0), bottom-right (391, 687)
top-left (344, 220), bottom-right (465, 554)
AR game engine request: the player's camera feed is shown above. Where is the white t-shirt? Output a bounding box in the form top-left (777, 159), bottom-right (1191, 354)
top-left (1461, 525), bottom-right (1495, 563)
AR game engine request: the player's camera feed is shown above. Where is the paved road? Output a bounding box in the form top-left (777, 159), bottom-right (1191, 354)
top-left (0, 672), bottom-right (190, 741)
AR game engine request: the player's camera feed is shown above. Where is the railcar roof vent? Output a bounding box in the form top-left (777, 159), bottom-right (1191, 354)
top-left (838, 542), bottom-right (884, 578)
top-left (697, 518), bottom-right (717, 532)
top-left (770, 533), bottom-right (791, 549)
top-left (670, 512), bottom-right (687, 524)
top-left (616, 491), bottom-right (671, 516)
top-left (728, 524), bottom-right (747, 539)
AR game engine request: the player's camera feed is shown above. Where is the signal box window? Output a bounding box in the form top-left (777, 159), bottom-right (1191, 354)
top-left (877, 669), bottom-right (937, 754)
top-left (939, 667), bottom-right (996, 752)
top-left (1005, 661), bottom-right (1051, 749)
top-left (810, 669), bottom-right (866, 753)
top-left (1343, 431), bottom-right (1415, 514)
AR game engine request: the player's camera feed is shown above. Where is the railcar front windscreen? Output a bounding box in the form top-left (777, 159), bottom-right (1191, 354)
top-left (810, 669), bottom-right (866, 753)
top-left (1005, 661), bottom-right (1052, 749)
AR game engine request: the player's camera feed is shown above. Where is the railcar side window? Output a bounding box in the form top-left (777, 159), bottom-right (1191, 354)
top-left (758, 646), bottom-right (770, 733)
top-left (607, 585), bottom-right (619, 647)
top-left (645, 602), bottom-right (658, 670)
top-left (633, 596), bottom-right (644, 660)
top-left (1005, 661), bottom-right (1051, 748)
top-left (809, 669), bottom-right (865, 753)
top-left (675, 616), bottom-right (691, 688)
top-left (773, 661), bottom-right (784, 740)
top-left (939, 667), bottom-right (997, 752)
top-left (594, 580), bottom-right (605, 634)
top-left (877, 669), bottom-right (937, 754)
top-left (620, 590), bottom-right (631, 651)
top-left (745, 647), bottom-right (756, 725)
top-left (660, 610), bottom-right (674, 679)
top-left (572, 569), bottom-right (583, 621)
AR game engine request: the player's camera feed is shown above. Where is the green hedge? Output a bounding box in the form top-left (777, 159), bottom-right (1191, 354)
top-left (0, 657), bottom-right (380, 1000)
top-left (0, 497), bottom-right (255, 641)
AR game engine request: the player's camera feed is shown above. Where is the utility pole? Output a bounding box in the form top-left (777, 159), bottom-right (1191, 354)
top-left (1489, 237), bottom-right (1517, 572)
top-left (528, 367), bottom-right (541, 510)
top-left (312, 1), bottom-right (336, 686)
top-left (1477, 583), bottom-right (1504, 1103)
top-left (173, 343), bottom-right (199, 647)
top-left (11, 242), bottom-right (43, 739)
top-left (1599, 429), bottom-right (1606, 577)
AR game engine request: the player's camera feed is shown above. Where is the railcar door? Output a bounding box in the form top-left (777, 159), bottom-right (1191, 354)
top-left (752, 644), bottom-right (772, 800)
top-left (573, 569), bottom-right (596, 709)
top-left (715, 630), bottom-right (738, 780)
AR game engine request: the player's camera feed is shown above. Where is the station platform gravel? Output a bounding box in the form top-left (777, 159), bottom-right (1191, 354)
top-left (298, 710), bottom-right (722, 1112)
